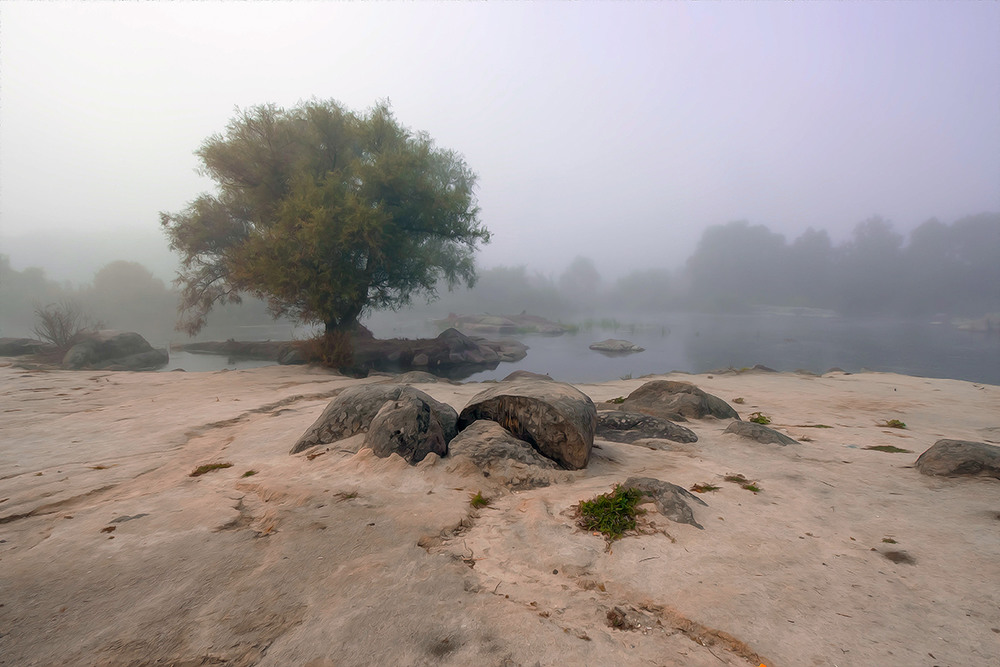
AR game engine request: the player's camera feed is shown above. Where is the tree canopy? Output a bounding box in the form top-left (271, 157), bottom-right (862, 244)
top-left (162, 99), bottom-right (490, 336)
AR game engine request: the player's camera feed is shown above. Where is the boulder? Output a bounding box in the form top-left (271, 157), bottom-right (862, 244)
top-left (588, 339), bottom-right (645, 354)
top-left (502, 370), bottom-right (554, 382)
top-left (62, 331), bottom-right (168, 371)
top-left (596, 411), bottom-right (698, 444)
top-left (0, 338), bottom-right (47, 356)
top-left (291, 384), bottom-right (458, 454)
top-left (915, 439), bottom-right (1000, 479)
top-left (458, 378), bottom-right (596, 470)
top-left (364, 396), bottom-right (450, 464)
top-left (724, 421), bottom-right (798, 446)
top-left (449, 420), bottom-right (564, 490)
top-left (620, 380), bottom-right (739, 420)
top-left (621, 476), bottom-right (708, 529)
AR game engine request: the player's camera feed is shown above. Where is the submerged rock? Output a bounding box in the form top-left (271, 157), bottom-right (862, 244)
top-left (915, 439), bottom-right (1000, 479)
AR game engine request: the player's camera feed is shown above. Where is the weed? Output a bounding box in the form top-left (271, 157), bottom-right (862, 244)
top-left (723, 473), bottom-right (750, 484)
top-left (864, 445), bottom-right (912, 453)
top-left (741, 483), bottom-right (762, 493)
top-left (470, 491), bottom-right (491, 509)
top-left (241, 470), bottom-right (258, 478)
top-left (690, 483), bottom-right (721, 493)
top-left (336, 491), bottom-right (359, 501)
top-left (876, 419), bottom-right (906, 429)
top-left (795, 424), bottom-right (833, 428)
top-left (748, 412), bottom-right (771, 425)
top-left (732, 397), bottom-right (745, 404)
top-left (189, 462), bottom-right (233, 477)
top-left (882, 537), bottom-right (897, 544)
top-left (609, 396), bottom-right (626, 404)
top-left (577, 485), bottom-right (646, 541)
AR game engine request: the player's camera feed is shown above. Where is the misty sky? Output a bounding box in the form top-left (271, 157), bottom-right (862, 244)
top-left (1, 1), bottom-right (998, 284)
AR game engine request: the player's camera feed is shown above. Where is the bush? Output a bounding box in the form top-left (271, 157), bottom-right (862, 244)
top-left (32, 301), bottom-right (100, 351)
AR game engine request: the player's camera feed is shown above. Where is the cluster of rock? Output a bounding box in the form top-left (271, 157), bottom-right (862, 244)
top-left (434, 313), bottom-right (571, 336)
top-left (0, 331), bottom-right (168, 371)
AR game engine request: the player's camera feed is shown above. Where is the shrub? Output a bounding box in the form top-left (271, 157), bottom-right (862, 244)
top-left (577, 485), bottom-right (645, 541)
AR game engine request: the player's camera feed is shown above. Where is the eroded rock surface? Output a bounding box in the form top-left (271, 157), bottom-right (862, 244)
top-left (915, 439), bottom-right (1000, 479)
top-left (365, 396), bottom-right (451, 464)
top-left (621, 476), bottom-right (708, 529)
top-left (596, 411), bottom-right (698, 444)
top-left (458, 378), bottom-right (596, 469)
top-left (291, 384), bottom-right (457, 454)
top-left (448, 420), bottom-right (566, 490)
top-left (620, 380), bottom-right (739, 421)
top-left (724, 420), bottom-right (799, 446)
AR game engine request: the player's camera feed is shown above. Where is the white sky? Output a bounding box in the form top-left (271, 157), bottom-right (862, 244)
top-left (1, 1), bottom-right (998, 283)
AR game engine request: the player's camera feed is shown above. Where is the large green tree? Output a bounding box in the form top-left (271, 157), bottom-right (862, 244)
top-left (162, 99), bottom-right (490, 339)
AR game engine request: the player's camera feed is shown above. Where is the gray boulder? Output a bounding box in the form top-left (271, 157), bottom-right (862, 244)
top-left (458, 378), bottom-right (596, 470)
top-left (502, 370), bottom-right (554, 382)
top-left (62, 331), bottom-right (167, 371)
top-left (915, 439), bottom-right (1000, 479)
top-left (724, 420), bottom-right (798, 446)
top-left (364, 395), bottom-right (451, 464)
top-left (0, 338), bottom-right (47, 356)
top-left (621, 476), bottom-right (708, 529)
top-left (291, 384), bottom-right (458, 454)
top-left (596, 411), bottom-right (698, 444)
top-left (620, 380), bottom-right (739, 420)
top-left (449, 420), bottom-right (564, 490)
top-left (588, 339), bottom-right (645, 353)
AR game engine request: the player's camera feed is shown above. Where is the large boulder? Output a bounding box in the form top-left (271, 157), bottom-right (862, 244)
top-left (0, 338), bottom-right (47, 357)
top-left (724, 421), bottom-right (798, 446)
top-left (449, 420), bottom-right (565, 490)
top-left (62, 331), bottom-right (168, 371)
top-left (596, 411), bottom-right (698, 444)
top-left (364, 395), bottom-right (451, 464)
top-left (915, 439), bottom-right (1000, 479)
top-left (291, 384), bottom-right (458, 454)
top-left (620, 380), bottom-right (739, 420)
top-left (589, 339), bottom-right (645, 354)
top-left (621, 476), bottom-right (708, 529)
top-left (458, 378), bottom-right (596, 470)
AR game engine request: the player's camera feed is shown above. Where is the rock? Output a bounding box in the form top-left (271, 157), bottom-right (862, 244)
top-left (751, 364), bottom-right (777, 372)
top-left (0, 338), bottom-right (47, 356)
top-left (291, 384), bottom-right (458, 454)
top-left (588, 339), bottom-right (645, 354)
top-left (915, 439), bottom-right (1000, 479)
top-left (621, 476), bottom-right (708, 529)
top-left (619, 380), bottom-right (739, 420)
top-left (364, 396), bottom-right (450, 464)
top-left (724, 420), bottom-right (798, 445)
top-left (448, 420), bottom-right (565, 490)
top-left (277, 344), bottom-right (307, 365)
top-left (458, 378), bottom-right (597, 470)
top-left (596, 411), bottom-right (698, 444)
top-left (392, 371), bottom-right (449, 384)
top-left (502, 370), bottom-right (554, 382)
top-left (349, 327), bottom-right (526, 378)
top-left (435, 313), bottom-right (570, 336)
top-left (62, 331), bottom-right (168, 371)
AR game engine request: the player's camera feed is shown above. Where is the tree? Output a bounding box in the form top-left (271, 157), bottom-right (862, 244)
top-left (162, 99), bottom-right (490, 346)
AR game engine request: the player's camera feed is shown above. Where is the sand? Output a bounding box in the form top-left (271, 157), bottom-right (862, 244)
top-left (1, 363), bottom-right (998, 666)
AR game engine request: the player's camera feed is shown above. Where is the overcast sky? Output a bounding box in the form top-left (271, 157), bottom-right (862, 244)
top-left (1, 1), bottom-right (998, 284)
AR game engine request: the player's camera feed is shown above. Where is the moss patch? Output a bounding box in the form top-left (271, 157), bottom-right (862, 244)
top-left (189, 462), bottom-right (233, 477)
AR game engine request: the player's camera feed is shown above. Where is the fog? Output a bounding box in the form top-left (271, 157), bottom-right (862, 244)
top-left (2, 2), bottom-right (998, 281)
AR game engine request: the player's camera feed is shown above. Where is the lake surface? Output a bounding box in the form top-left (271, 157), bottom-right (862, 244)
top-left (159, 312), bottom-right (1000, 386)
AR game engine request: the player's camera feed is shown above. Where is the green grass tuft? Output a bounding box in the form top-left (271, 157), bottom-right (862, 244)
top-left (470, 491), bottom-right (491, 509)
top-left (577, 485), bottom-right (646, 541)
top-left (741, 483), bottom-right (762, 493)
top-left (190, 462), bottom-right (233, 477)
top-left (609, 396), bottom-right (626, 404)
top-left (241, 470), bottom-right (258, 478)
top-left (876, 419), bottom-right (907, 429)
top-left (690, 483), bottom-right (721, 493)
top-left (748, 412), bottom-right (771, 425)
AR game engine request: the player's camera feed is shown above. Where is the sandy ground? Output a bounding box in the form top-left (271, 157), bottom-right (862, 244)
top-left (1, 363), bottom-right (998, 666)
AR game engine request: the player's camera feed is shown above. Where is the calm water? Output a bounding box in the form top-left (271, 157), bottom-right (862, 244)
top-left (159, 312), bottom-right (1000, 386)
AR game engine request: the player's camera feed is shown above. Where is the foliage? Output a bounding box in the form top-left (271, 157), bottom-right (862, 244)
top-left (748, 411), bottom-right (771, 425)
top-left (241, 470), bottom-right (258, 478)
top-left (864, 445), bottom-right (912, 453)
top-left (161, 99), bottom-right (490, 340)
top-left (876, 419), bottom-right (906, 429)
top-left (577, 485), bottom-right (646, 541)
top-left (32, 301), bottom-right (99, 351)
top-left (189, 462), bottom-right (233, 477)
top-left (690, 483), bottom-right (720, 493)
top-left (469, 491), bottom-right (491, 509)
top-left (732, 397), bottom-right (745, 404)
top-left (609, 396), bottom-right (626, 404)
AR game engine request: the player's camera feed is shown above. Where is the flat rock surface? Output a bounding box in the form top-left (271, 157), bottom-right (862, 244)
top-left (1, 363), bottom-right (999, 667)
